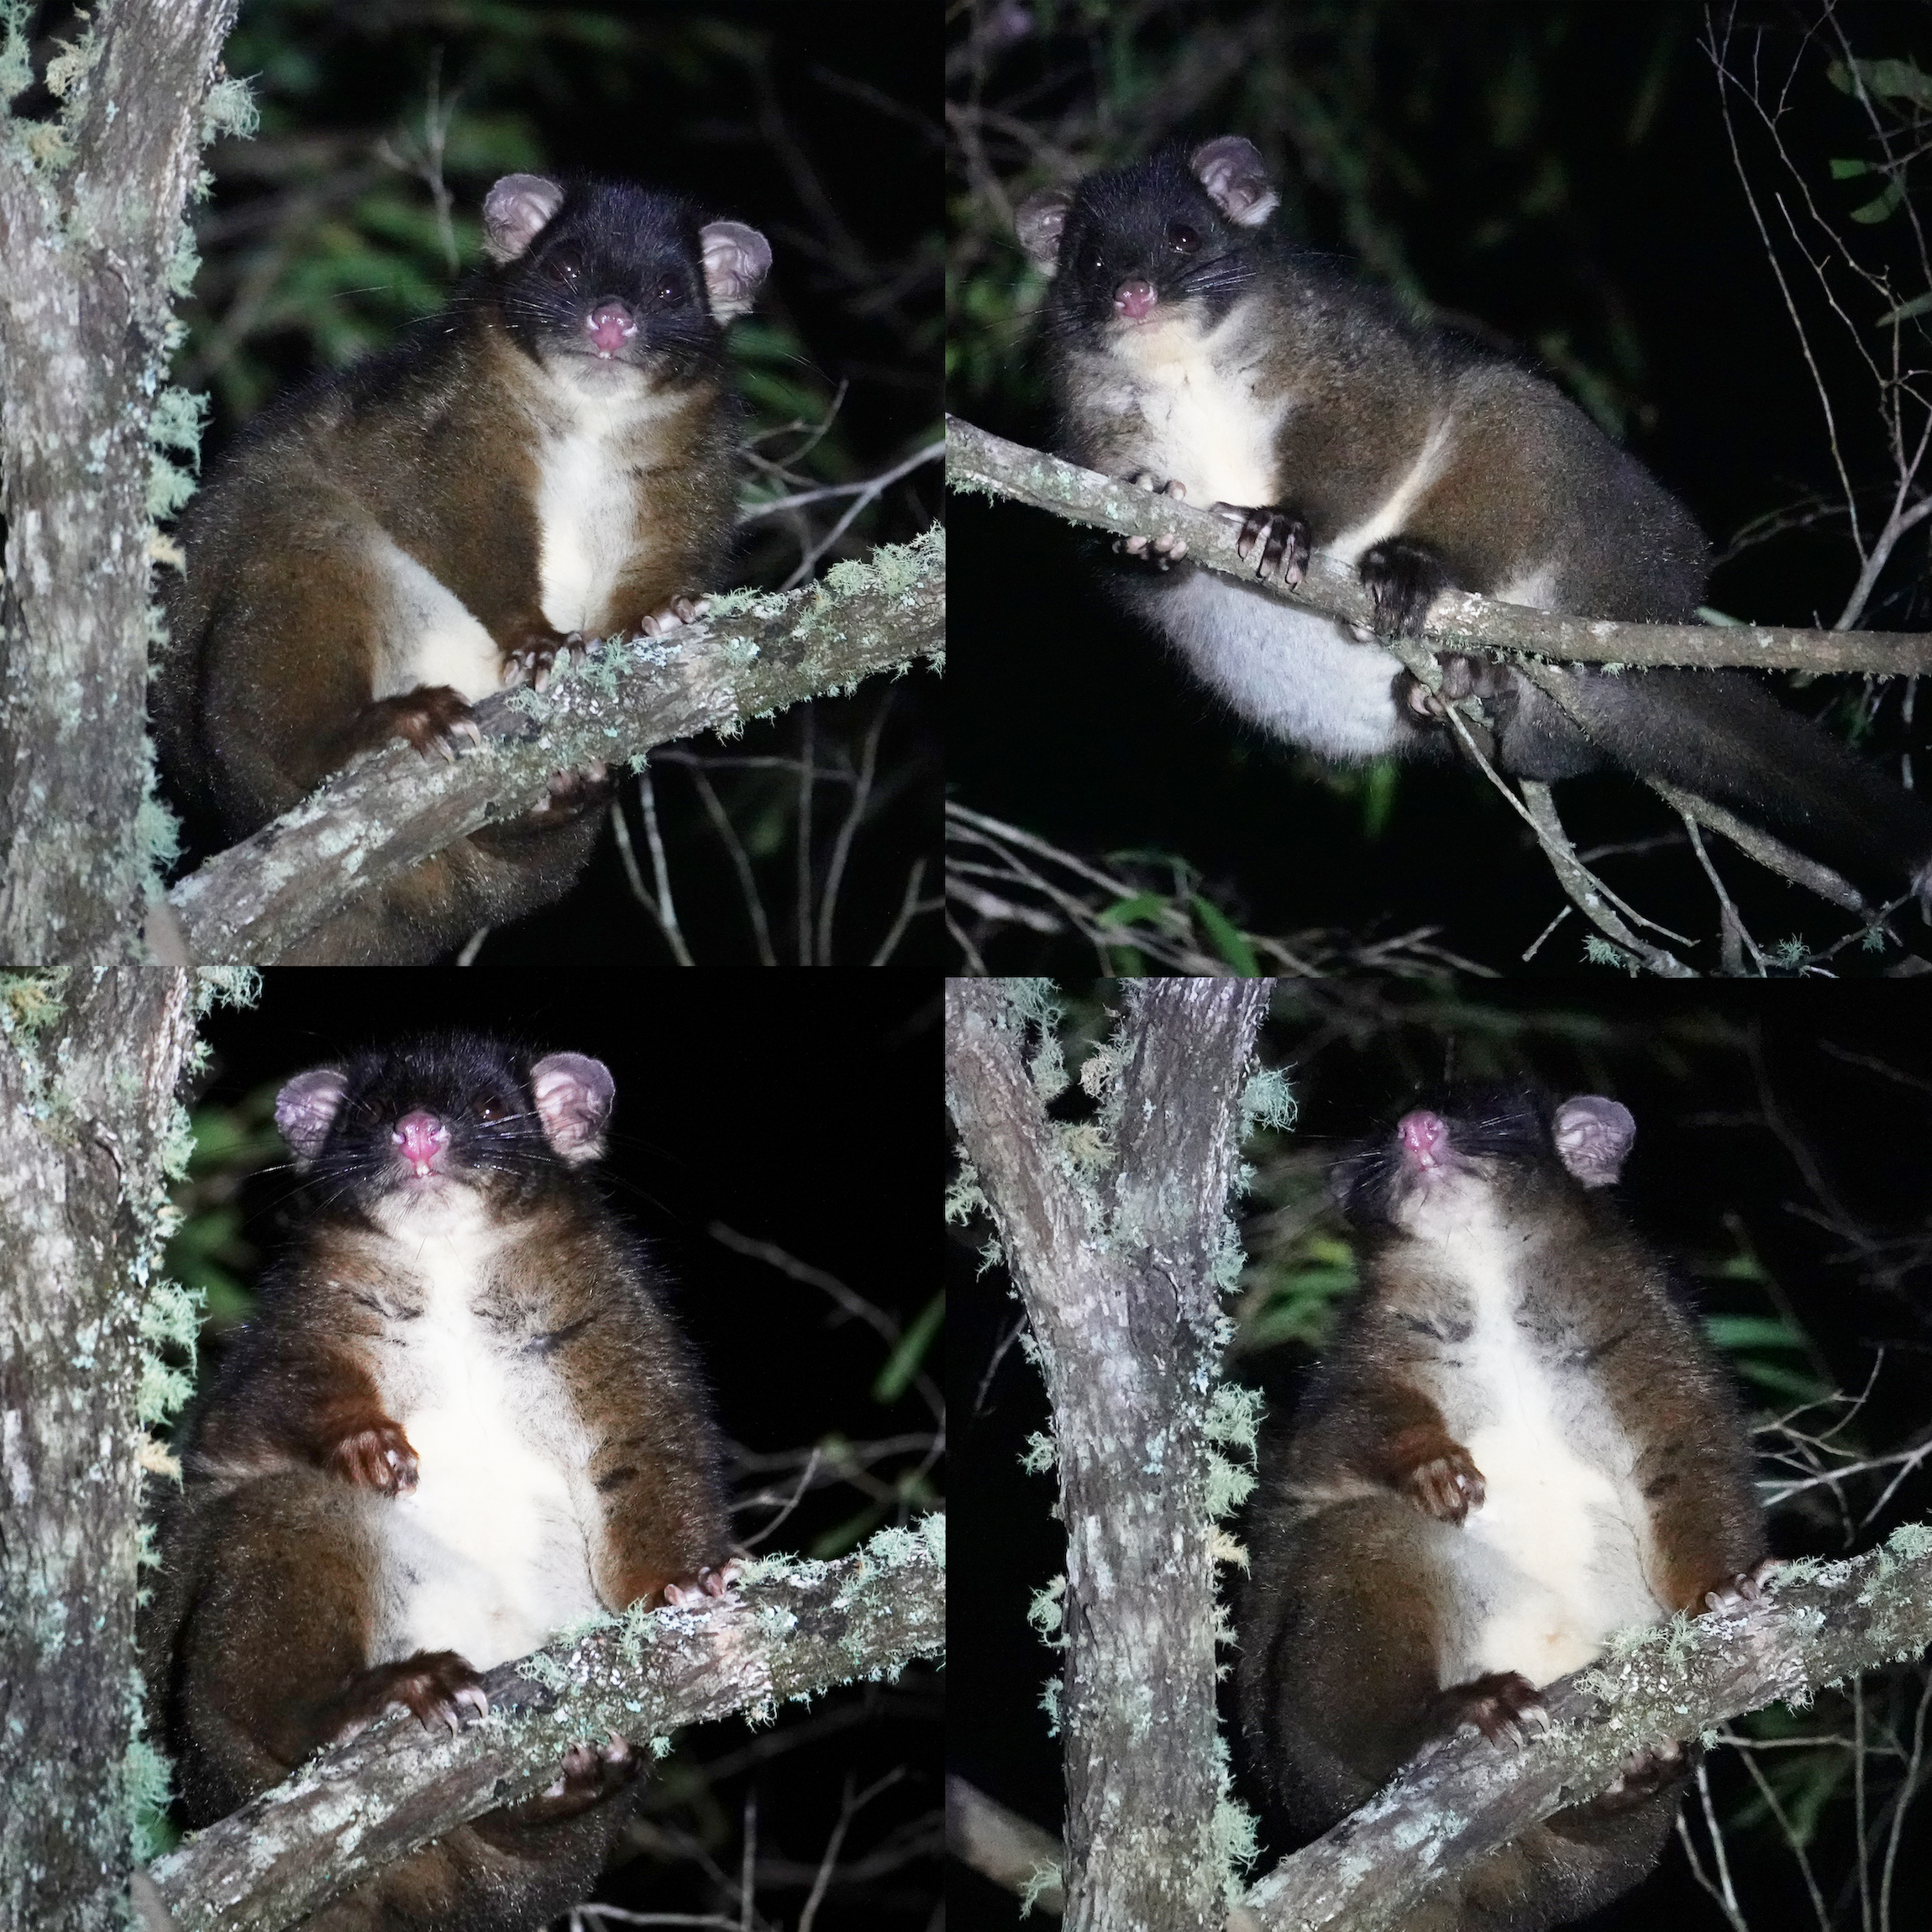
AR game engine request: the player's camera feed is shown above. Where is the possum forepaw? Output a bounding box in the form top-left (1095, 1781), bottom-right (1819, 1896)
top-left (323, 1417), bottom-right (419, 1495)
top-left (1116, 474), bottom-right (1189, 567)
top-left (1389, 1435), bottom-right (1485, 1524)
top-left (1210, 501), bottom-right (1308, 588)
top-left (328, 1649), bottom-right (489, 1743)
top-left (638, 594), bottom-right (709, 637)
top-left (1432, 1671), bottom-right (1548, 1750)
top-left (504, 628), bottom-right (591, 694)
top-left (1358, 535), bottom-right (1450, 638)
top-left (1595, 1739), bottom-right (1692, 1807)
top-left (663, 1559), bottom-right (741, 1609)
top-left (1702, 1557), bottom-right (1777, 1616)
top-left (536, 1733), bottom-right (640, 1807)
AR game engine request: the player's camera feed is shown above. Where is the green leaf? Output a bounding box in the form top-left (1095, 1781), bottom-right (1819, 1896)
top-left (1850, 179), bottom-right (1906, 224)
top-left (1192, 896), bottom-right (1261, 976)
top-left (1843, 56), bottom-right (1932, 108)
top-left (1731, 1359), bottom-right (1833, 1404)
top-left (1828, 157), bottom-right (1870, 179)
top-left (871, 1292), bottom-right (942, 1404)
top-left (1703, 1313), bottom-right (1809, 1352)
top-left (1097, 891), bottom-right (1167, 927)
top-left (1877, 291), bottom-right (1932, 327)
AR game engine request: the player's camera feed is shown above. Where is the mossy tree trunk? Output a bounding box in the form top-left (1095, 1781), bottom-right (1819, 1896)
top-left (945, 979), bottom-right (1273, 1932)
top-left (0, 0), bottom-right (242, 961)
top-left (0, 968), bottom-right (200, 1932)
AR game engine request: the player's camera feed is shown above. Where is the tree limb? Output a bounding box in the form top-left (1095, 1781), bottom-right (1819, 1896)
top-left (159, 527), bottom-right (943, 961)
top-left (945, 417), bottom-right (1932, 675)
top-left (1244, 1528), bottom-right (1932, 1932)
top-left (946, 1530), bottom-right (1932, 1932)
top-left (148, 1523), bottom-right (945, 1932)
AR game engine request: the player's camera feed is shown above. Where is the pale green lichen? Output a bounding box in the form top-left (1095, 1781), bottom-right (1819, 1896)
top-left (1020, 1431), bottom-right (1057, 1477)
top-left (1026, 1576), bottom-right (1066, 1645)
top-left (200, 72), bottom-right (259, 144)
top-left (1039, 1676), bottom-right (1062, 1738)
top-left (1018, 1861), bottom-right (1062, 1917)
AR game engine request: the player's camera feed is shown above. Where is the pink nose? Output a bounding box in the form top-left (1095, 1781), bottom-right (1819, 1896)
top-left (1397, 1110), bottom-right (1449, 1169)
top-left (586, 302), bottom-right (638, 358)
top-left (1114, 279), bottom-right (1157, 321)
top-left (394, 1111), bottom-right (449, 1175)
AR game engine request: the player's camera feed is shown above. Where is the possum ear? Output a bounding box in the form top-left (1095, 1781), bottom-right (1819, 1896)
top-left (1190, 136), bottom-right (1279, 228)
top-left (1016, 187), bottom-right (1074, 272)
top-left (1552, 1096), bottom-right (1636, 1189)
top-left (481, 174), bottom-right (566, 263)
top-left (276, 1068), bottom-right (349, 1168)
top-left (700, 221), bottom-right (771, 322)
top-left (530, 1053), bottom-right (617, 1165)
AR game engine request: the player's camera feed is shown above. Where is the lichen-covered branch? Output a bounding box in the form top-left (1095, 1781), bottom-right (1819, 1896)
top-left (944, 981), bottom-right (1275, 1932)
top-left (946, 1530), bottom-right (1932, 1932)
top-left (159, 526), bottom-right (943, 962)
top-left (0, 967), bottom-right (204, 1932)
top-left (0, 0), bottom-right (246, 961)
top-left (1243, 1525), bottom-right (1932, 1932)
top-left (148, 1521), bottom-right (945, 1932)
top-left (945, 417), bottom-right (1932, 675)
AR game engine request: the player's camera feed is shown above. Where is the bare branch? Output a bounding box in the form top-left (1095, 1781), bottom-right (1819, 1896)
top-left (946, 418), bottom-right (1932, 675)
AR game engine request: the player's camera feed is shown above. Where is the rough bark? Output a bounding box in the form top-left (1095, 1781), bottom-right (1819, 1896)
top-left (149, 1524), bottom-right (945, 1932)
top-left (162, 526), bottom-right (944, 961)
top-left (0, 0), bottom-right (243, 960)
top-left (0, 968), bottom-right (202, 1932)
top-left (944, 417), bottom-right (1932, 675)
top-left (949, 1526), bottom-right (1932, 1932)
top-left (1243, 1525), bottom-right (1932, 1932)
top-left (944, 979), bottom-right (1274, 1932)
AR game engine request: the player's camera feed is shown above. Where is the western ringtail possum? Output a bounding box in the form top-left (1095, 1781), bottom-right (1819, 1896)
top-left (1236, 1089), bottom-right (1766, 1932)
top-left (155, 174), bottom-right (771, 963)
top-left (1016, 137), bottom-right (1932, 903)
top-left (141, 1033), bottom-right (733, 1931)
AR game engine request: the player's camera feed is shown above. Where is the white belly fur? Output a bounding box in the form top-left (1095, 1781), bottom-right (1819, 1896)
top-left (1145, 569), bottom-right (1406, 761)
top-left (1104, 305), bottom-right (1285, 508)
top-left (1408, 1192), bottom-right (1661, 1689)
top-left (364, 1193), bottom-right (602, 1671)
top-left (533, 360), bottom-right (671, 638)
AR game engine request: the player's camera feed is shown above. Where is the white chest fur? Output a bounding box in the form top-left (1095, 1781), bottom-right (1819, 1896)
top-left (1404, 1189), bottom-right (1661, 1688)
top-left (363, 1192), bottom-right (603, 1672)
top-left (1095, 302), bottom-right (1288, 509)
top-left (532, 360), bottom-right (669, 638)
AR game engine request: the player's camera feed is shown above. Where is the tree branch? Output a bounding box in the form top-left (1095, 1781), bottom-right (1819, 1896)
top-left (947, 1530), bottom-right (1932, 1932)
top-left (1244, 1527), bottom-right (1932, 1932)
top-left (158, 527), bottom-right (943, 962)
top-left (945, 417), bottom-right (1932, 675)
top-left (148, 1523), bottom-right (945, 1932)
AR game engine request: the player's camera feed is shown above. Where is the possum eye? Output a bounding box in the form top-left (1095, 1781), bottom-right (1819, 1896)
top-left (1167, 222), bottom-right (1201, 255)
top-left (655, 268), bottom-right (688, 304)
top-left (1084, 247), bottom-right (1105, 273)
top-left (476, 1098), bottom-right (503, 1123)
top-left (547, 244), bottom-right (585, 286)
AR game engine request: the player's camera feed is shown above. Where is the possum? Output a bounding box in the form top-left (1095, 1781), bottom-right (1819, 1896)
top-left (1236, 1088), bottom-right (1766, 1932)
top-left (1016, 137), bottom-right (1932, 902)
top-left (155, 174), bottom-right (771, 963)
top-left (140, 1032), bottom-right (734, 1931)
